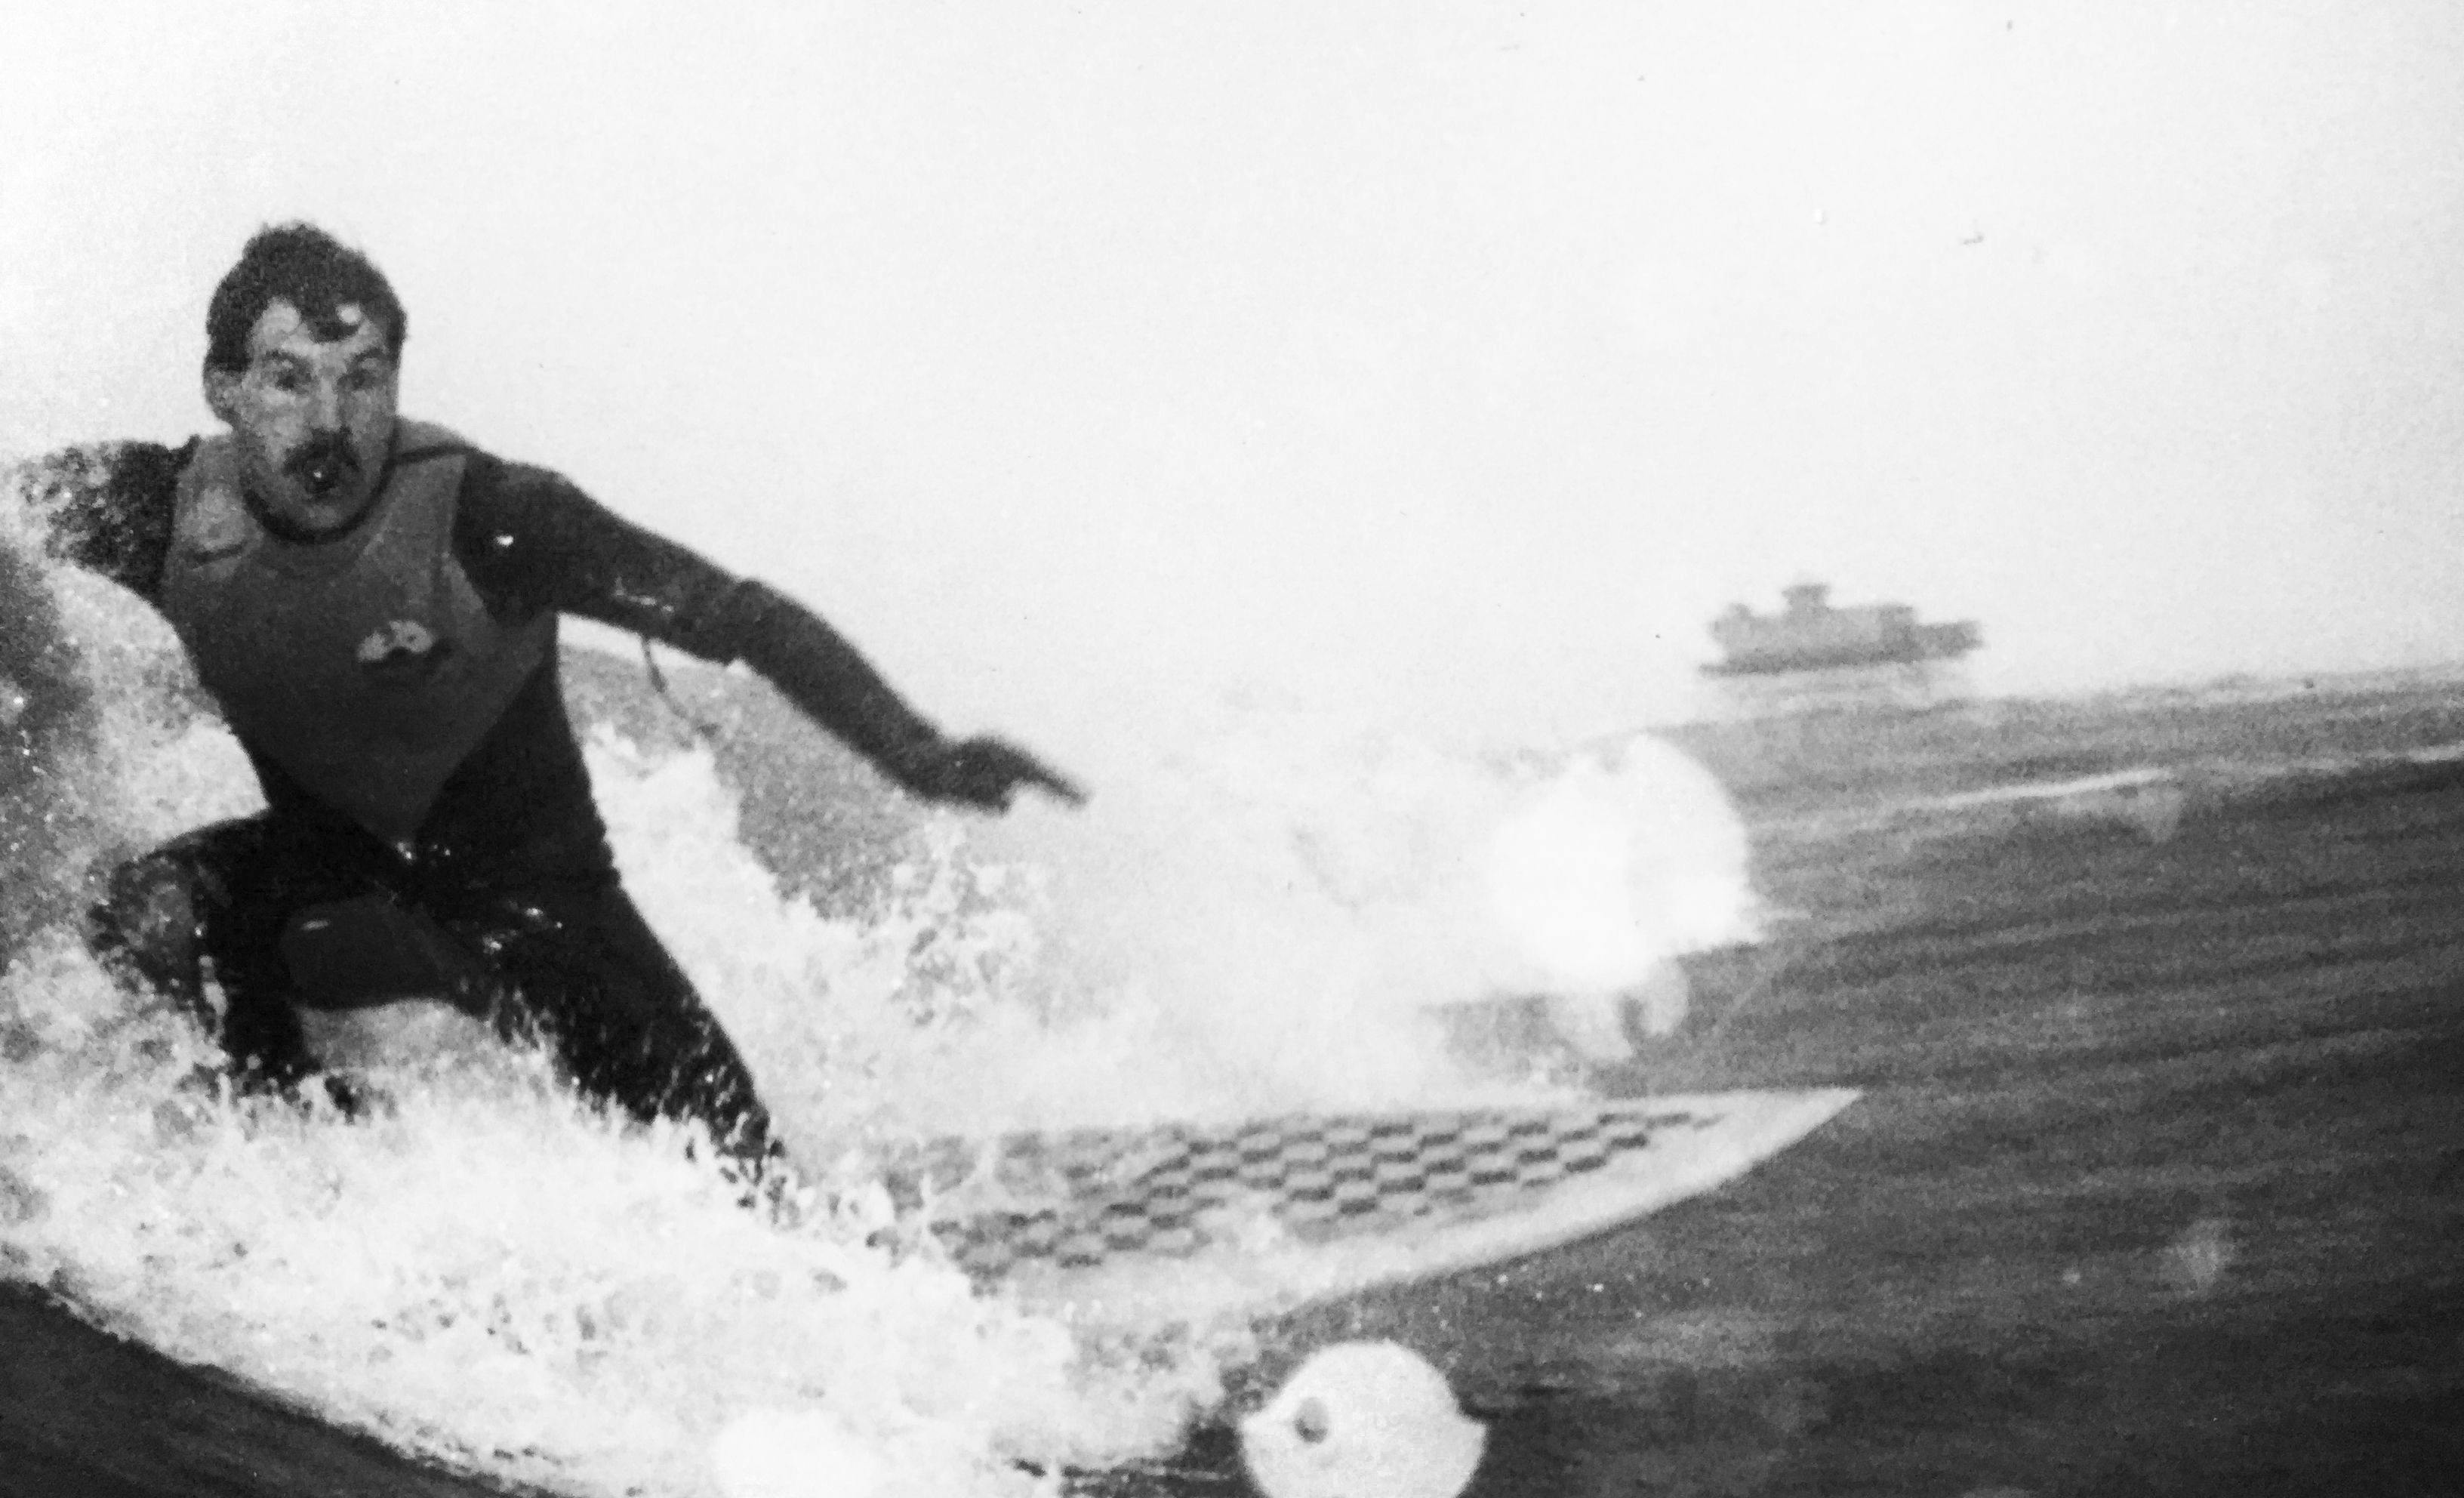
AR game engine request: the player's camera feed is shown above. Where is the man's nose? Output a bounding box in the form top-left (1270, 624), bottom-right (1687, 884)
top-left (306, 381), bottom-right (345, 430)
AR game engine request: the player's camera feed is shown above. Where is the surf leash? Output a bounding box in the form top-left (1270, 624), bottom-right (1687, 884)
top-left (639, 636), bottom-right (726, 745)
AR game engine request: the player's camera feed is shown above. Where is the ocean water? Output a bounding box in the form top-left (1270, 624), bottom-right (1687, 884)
top-left (0, 537), bottom-right (1772, 1497)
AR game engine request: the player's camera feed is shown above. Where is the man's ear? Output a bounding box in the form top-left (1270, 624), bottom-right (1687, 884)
top-left (202, 367), bottom-right (240, 426)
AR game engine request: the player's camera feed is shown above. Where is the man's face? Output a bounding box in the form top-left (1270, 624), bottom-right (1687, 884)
top-left (204, 298), bottom-right (399, 532)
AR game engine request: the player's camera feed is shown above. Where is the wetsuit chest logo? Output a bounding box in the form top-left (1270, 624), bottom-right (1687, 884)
top-left (355, 618), bottom-right (453, 677)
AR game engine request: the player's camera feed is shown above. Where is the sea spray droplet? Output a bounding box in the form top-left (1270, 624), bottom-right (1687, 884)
top-left (1239, 1342), bottom-right (1486, 1498)
top-left (2164, 1217), bottom-right (2236, 1296)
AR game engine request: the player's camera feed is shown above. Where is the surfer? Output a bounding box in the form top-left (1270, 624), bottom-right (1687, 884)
top-left (10, 222), bottom-right (1083, 1167)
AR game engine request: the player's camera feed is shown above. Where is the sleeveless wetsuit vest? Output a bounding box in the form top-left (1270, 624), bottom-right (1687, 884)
top-left (161, 421), bottom-right (556, 847)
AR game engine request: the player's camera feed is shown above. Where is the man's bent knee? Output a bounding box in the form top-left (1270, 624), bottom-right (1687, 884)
top-left (85, 837), bottom-right (238, 1026)
top-left (89, 856), bottom-right (201, 993)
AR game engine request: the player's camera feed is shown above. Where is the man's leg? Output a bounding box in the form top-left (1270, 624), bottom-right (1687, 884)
top-left (472, 877), bottom-right (778, 1167)
top-left (87, 815), bottom-right (375, 1090)
top-left (87, 819), bottom-right (281, 1027)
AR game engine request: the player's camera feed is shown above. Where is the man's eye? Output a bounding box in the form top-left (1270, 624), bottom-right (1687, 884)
top-left (266, 371), bottom-right (307, 394)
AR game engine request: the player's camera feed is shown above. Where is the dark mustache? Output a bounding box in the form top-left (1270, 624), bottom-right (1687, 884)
top-left (284, 433), bottom-right (362, 489)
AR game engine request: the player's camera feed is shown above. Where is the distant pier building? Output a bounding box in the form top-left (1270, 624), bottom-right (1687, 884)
top-left (1704, 583), bottom-right (1982, 677)
top-left (1693, 583), bottom-right (1982, 720)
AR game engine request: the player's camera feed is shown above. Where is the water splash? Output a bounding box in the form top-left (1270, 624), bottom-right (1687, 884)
top-left (0, 565), bottom-right (1218, 1494)
top-left (1239, 1341), bottom-right (1485, 1498)
top-left (0, 532), bottom-right (1761, 1494)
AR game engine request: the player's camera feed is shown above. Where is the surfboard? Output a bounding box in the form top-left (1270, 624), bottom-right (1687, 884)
top-left (887, 1088), bottom-right (1859, 1314)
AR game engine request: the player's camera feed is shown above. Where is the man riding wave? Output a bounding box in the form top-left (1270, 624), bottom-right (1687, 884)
top-left (9, 223), bottom-right (1082, 1167)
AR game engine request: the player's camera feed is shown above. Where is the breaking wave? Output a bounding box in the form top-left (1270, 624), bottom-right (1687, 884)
top-left (0, 529), bottom-right (1758, 1495)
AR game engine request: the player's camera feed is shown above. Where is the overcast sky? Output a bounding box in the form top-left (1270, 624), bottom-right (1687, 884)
top-left (5, 1), bottom-right (2460, 755)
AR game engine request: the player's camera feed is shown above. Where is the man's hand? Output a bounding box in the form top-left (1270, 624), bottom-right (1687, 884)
top-left (898, 736), bottom-right (1087, 812)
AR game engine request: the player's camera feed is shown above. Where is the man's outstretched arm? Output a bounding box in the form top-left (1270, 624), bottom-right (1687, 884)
top-left (7, 442), bottom-right (190, 603)
top-left (682, 578), bottom-right (1085, 809)
top-left (455, 456), bottom-right (1083, 811)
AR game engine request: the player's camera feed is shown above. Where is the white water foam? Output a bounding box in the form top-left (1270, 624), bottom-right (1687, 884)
top-left (0, 528), bottom-right (1758, 1495)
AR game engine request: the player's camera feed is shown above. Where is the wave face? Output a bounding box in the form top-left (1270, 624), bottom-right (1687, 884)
top-left (0, 538), bottom-right (1757, 1496)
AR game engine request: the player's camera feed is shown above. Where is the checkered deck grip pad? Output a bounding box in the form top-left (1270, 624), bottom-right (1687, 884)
top-left (932, 1102), bottom-right (1709, 1278)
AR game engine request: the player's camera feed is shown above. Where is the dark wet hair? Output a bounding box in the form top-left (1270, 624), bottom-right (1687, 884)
top-left (203, 223), bottom-right (407, 374)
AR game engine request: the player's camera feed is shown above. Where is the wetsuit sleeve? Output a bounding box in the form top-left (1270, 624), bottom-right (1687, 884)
top-left (7, 441), bottom-right (191, 603)
top-left (454, 455), bottom-right (944, 779)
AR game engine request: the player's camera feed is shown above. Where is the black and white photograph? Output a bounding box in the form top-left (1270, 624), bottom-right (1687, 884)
top-left (3, 4), bottom-right (2459, 1495)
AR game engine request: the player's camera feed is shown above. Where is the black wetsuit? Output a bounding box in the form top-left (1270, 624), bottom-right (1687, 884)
top-left (17, 433), bottom-right (946, 1163)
